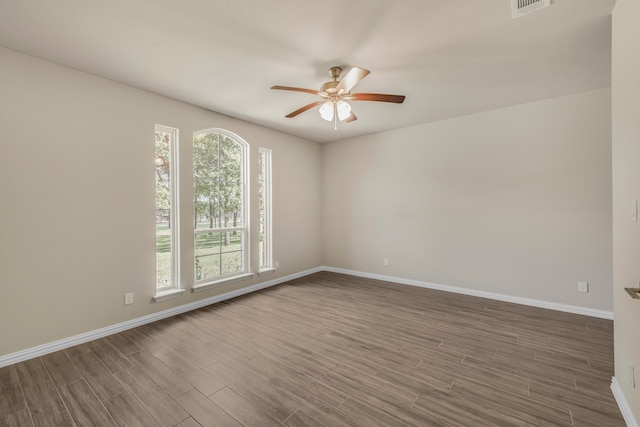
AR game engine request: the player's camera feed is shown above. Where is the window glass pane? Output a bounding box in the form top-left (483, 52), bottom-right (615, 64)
top-left (259, 233), bottom-right (265, 268)
top-left (194, 133), bottom-right (220, 230)
top-left (195, 231), bottom-right (245, 280)
top-left (258, 148), bottom-right (272, 269)
top-left (193, 133), bottom-right (243, 230)
top-left (258, 152), bottom-right (265, 267)
top-left (221, 251), bottom-right (243, 276)
top-left (193, 129), bottom-right (247, 284)
top-left (195, 231), bottom-right (221, 281)
top-left (219, 135), bottom-right (243, 228)
top-left (155, 128), bottom-right (174, 290)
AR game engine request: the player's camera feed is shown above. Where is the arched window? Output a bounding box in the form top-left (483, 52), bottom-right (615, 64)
top-left (193, 129), bottom-right (248, 285)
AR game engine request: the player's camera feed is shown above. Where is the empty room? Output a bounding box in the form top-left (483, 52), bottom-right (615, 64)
top-left (1, 0), bottom-right (639, 426)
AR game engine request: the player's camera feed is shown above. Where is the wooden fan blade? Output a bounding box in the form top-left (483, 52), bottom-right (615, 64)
top-left (349, 93), bottom-right (406, 103)
top-left (345, 112), bottom-right (357, 123)
top-left (335, 67), bottom-right (370, 93)
top-left (285, 101), bottom-right (322, 118)
top-left (271, 85), bottom-right (319, 95)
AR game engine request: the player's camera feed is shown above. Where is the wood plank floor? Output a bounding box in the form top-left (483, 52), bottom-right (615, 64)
top-left (0, 272), bottom-right (625, 426)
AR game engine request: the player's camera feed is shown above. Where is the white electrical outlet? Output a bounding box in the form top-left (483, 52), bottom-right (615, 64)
top-left (577, 282), bottom-right (589, 293)
top-left (383, 258), bottom-right (389, 266)
top-left (124, 292), bottom-right (134, 305)
top-left (274, 261), bottom-right (279, 269)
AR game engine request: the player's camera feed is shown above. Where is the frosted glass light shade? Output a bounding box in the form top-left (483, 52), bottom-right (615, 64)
top-left (336, 101), bottom-right (351, 121)
top-left (319, 102), bottom-right (334, 121)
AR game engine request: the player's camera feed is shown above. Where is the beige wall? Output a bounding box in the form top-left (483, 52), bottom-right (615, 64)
top-left (0, 46), bottom-right (323, 357)
top-left (612, 0), bottom-right (640, 419)
top-left (323, 88), bottom-right (612, 311)
top-left (0, 43), bottom-right (616, 363)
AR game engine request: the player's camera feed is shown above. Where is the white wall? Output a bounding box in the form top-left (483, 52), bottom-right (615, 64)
top-left (612, 0), bottom-right (640, 420)
top-left (0, 46), bottom-right (323, 357)
top-left (323, 88), bottom-right (612, 311)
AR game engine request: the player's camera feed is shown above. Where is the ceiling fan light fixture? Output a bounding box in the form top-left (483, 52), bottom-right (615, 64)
top-left (319, 101), bottom-right (334, 121)
top-left (272, 66), bottom-right (405, 123)
top-left (336, 100), bottom-right (351, 121)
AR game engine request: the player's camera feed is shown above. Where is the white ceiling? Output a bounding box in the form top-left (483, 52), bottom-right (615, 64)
top-left (0, 0), bottom-right (615, 143)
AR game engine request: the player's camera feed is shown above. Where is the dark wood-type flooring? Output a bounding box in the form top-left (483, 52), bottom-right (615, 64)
top-left (0, 272), bottom-right (625, 426)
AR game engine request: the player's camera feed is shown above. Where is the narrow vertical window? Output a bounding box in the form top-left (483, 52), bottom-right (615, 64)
top-left (258, 148), bottom-right (273, 270)
top-left (155, 125), bottom-right (180, 291)
top-left (193, 129), bottom-right (249, 288)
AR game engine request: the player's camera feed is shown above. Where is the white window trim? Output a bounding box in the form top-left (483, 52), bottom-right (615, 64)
top-left (258, 267), bottom-right (276, 276)
top-left (192, 273), bottom-right (254, 293)
top-left (153, 288), bottom-right (186, 302)
top-left (193, 128), bottom-right (249, 287)
top-left (258, 147), bottom-right (273, 272)
top-left (155, 124), bottom-right (181, 297)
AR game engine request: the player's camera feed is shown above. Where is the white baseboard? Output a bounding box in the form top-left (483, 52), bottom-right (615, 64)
top-left (321, 266), bottom-right (614, 320)
top-left (0, 265), bottom-right (614, 368)
top-left (0, 267), bottom-right (322, 368)
top-left (611, 377), bottom-right (639, 427)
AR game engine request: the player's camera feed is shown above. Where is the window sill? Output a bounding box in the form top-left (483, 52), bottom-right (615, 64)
top-left (258, 267), bottom-right (276, 276)
top-left (153, 288), bottom-right (186, 302)
top-left (192, 273), bottom-right (254, 293)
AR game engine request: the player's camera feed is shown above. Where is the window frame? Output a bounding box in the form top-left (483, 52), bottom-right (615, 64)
top-left (154, 124), bottom-right (182, 300)
top-left (258, 147), bottom-right (273, 272)
top-left (192, 128), bottom-right (250, 290)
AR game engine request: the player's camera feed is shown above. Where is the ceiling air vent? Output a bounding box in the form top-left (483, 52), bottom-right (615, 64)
top-left (511, 0), bottom-right (551, 18)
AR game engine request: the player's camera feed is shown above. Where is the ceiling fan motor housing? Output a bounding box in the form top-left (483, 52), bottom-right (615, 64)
top-left (321, 67), bottom-right (344, 94)
top-left (321, 81), bottom-right (340, 94)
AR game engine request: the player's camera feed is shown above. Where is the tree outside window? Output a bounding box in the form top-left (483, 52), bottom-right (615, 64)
top-left (193, 130), bottom-right (247, 282)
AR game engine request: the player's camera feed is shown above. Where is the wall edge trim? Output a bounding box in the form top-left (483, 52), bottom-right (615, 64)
top-left (611, 376), bottom-right (639, 427)
top-left (321, 266), bottom-right (614, 320)
top-left (1, 265), bottom-right (614, 368)
top-left (0, 267), bottom-right (323, 368)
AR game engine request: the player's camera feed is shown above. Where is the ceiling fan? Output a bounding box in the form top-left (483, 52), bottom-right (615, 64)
top-left (271, 66), bottom-right (405, 128)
